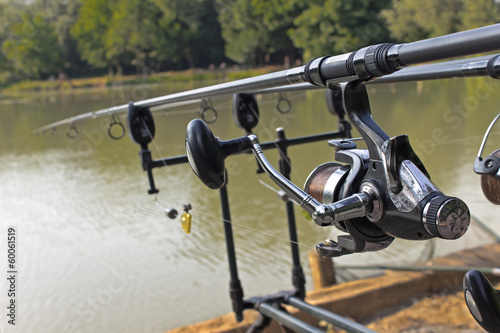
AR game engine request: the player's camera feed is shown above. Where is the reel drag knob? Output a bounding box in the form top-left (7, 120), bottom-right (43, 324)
top-left (464, 269), bottom-right (500, 332)
top-left (185, 119), bottom-right (252, 189)
top-left (422, 196), bottom-right (470, 240)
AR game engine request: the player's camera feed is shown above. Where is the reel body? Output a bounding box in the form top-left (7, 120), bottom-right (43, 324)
top-left (309, 81), bottom-right (469, 256)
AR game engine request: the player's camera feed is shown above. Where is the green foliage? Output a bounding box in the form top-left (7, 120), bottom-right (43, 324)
top-left (70, 0), bottom-right (115, 71)
top-left (461, 0), bottom-right (500, 30)
top-left (3, 11), bottom-right (62, 79)
top-left (289, 0), bottom-right (392, 60)
top-left (381, 0), bottom-right (463, 41)
top-left (216, 0), bottom-right (300, 65)
top-left (382, 0), bottom-right (500, 42)
top-left (70, 0), bottom-right (114, 68)
top-left (152, 0), bottom-right (226, 68)
top-left (70, 0), bottom-right (225, 74)
top-left (0, 0), bottom-right (498, 86)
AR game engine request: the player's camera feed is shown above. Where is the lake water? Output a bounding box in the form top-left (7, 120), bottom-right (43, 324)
top-left (1, 76), bottom-right (500, 333)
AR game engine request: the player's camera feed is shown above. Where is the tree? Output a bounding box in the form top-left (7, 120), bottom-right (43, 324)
top-left (460, 0), bottom-right (500, 31)
top-left (0, 3), bottom-right (15, 83)
top-left (70, 0), bottom-right (118, 75)
top-left (3, 11), bottom-right (62, 79)
top-left (381, 0), bottom-right (463, 41)
top-left (49, 0), bottom-right (85, 77)
top-left (216, 0), bottom-right (300, 65)
top-left (289, 0), bottom-right (392, 60)
top-left (152, 0), bottom-right (226, 69)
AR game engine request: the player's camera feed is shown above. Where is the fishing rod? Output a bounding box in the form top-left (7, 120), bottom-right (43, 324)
top-left (33, 52), bottom-right (500, 137)
top-left (32, 23), bottom-right (500, 136)
top-left (32, 52), bottom-right (500, 137)
top-left (130, 24), bottom-right (500, 107)
top-left (255, 53), bottom-right (500, 94)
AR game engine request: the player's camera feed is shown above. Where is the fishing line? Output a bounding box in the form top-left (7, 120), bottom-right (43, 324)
top-left (154, 193), bottom-right (173, 215)
top-left (471, 214), bottom-right (500, 243)
top-left (221, 217), bottom-right (317, 251)
top-left (258, 176), bottom-right (283, 195)
top-left (428, 131), bottom-right (500, 150)
top-left (161, 109), bottom-right (199, 117)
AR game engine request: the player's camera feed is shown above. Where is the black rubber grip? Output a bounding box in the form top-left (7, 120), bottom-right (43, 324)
top-left (487, 55), bottom-right (500, 79)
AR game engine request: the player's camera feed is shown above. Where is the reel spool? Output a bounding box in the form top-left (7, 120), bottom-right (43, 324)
top-left (304, 163), bottom-right (349, 205)
top-left (474, 114), bottom-right (500, 204)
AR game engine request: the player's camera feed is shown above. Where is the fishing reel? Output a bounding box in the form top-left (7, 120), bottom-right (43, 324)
top-left (185, 80), bottom-right (470, 257)
top-left (464, 115), bottom-right (500, 331)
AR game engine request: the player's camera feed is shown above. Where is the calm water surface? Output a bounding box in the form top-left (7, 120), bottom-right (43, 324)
top-left (1, 77), bottom-right (500, 333)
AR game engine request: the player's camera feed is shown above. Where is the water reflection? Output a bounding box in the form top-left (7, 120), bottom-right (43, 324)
top-left (0, 77), bottom-right (499, 333)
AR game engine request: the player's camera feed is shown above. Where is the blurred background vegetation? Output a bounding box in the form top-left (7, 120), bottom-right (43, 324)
top-left (0, 0), bottom-right (498, 87)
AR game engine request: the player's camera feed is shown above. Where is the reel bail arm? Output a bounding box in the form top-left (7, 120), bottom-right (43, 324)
top-left (185, 119), bottom-right (377, 228)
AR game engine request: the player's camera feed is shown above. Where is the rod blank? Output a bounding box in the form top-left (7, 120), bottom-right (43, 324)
top-left (398, 24), bottom-right (500, 66)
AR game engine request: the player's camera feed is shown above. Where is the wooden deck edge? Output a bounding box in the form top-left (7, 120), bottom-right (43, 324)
top-left (165, 243), bottom-right (500, 333)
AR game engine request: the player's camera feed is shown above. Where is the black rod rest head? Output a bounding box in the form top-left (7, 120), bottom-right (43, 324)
top-left (232, 93), bottom-right (259, 133)
top-left (325, 85), bottom-right (345, 119)
top-left (185, 119), bottom-right (252, 190)
top-left (127, 102), bottom-right (155, 149)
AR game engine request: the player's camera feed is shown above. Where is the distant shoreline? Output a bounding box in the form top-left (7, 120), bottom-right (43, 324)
top-left (1, 66), bottom-right (283, 95)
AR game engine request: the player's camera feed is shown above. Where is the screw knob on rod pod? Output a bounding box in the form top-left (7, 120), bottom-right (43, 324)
top-left (185, 119), bottom-right (252, 189)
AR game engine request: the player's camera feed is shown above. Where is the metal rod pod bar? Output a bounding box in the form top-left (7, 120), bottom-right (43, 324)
top-left (257, 302), bottom-right (324, 333)
top-left (287, 297), bottom-right (379, 333)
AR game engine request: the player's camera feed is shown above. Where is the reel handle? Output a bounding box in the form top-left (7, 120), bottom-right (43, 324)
top-left (464, 270), bottom-right (500, 332)
top-left (185, 119), bottom-right (252, 189)
top-left (185, 119), bottom-right (376, 227)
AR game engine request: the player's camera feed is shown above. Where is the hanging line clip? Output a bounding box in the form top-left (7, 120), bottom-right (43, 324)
top-left (276, 93), bottom-right (291, 114)
top-left (65, 123), bottom-right (79, 139)
top-left (199, 99), bottom-right (218, 124)
top-left (108, 113), bottom-right (126, 140)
